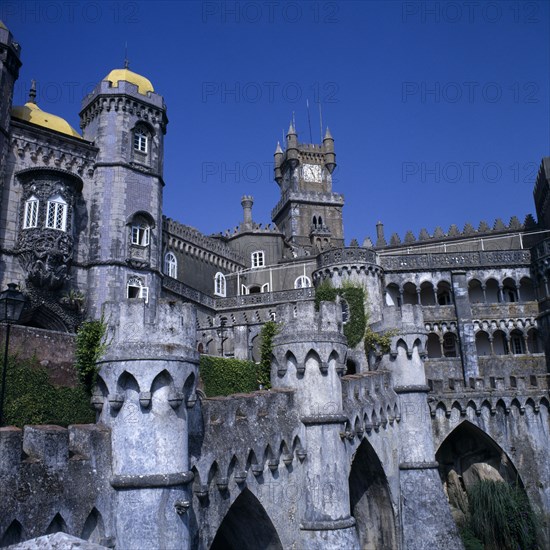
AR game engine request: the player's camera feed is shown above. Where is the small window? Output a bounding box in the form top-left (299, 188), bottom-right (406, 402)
top-left (261, 283), bottom-right (270, 293)
top-left (127, 276), bottom-right (148, 303)
top-left (294, 275), bottom-right (311, 289)
top-left (23, 196), bottom-right (39, 228)
top-left (131, 224), bottom-right (150, 246)
top-left (215, 272), bottom-right (226, 297)
top-left (511, 333), bottom-right (525, 354)
top-left (164, 252), bottom-right (177, 278)
top-left (134, 129), bottom-right (148, 153)
top-left (341, 300), bottom-right (350, 324)
top-left (45, 195), bottom-right (67, 231)
top-left (251, 251), bottom-right (265, 268)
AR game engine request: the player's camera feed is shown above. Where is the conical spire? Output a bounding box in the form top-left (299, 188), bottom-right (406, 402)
top-left (275, 141), bottom-right (283, 154)
top-left (28, 79), bottom-right (37, 103)
top-left (287, 121), bottom-right (296, 136)
top-left (324, 126), bottom-right (333, 140)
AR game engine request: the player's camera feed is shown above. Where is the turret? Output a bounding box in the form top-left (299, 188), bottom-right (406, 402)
top-left (78, 66), bottom-right (168, 317)
top-left (323, 127), bottom-right (336, 174)
top-left (240, 195), bottom-right (254, 230)
top-left (95, 300), bottom-right (198, 550)
top-left (271, 301), bottom-right (360, 548)
top-left (0, 22), bottom-right (21, 186)
top-left (273, 142), bottom-right (283, 185)
top-left (285, 121), bottom-right (298, 167)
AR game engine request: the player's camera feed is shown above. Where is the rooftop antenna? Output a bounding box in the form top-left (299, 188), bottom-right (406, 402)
top-left (306, 99), bottom-right (313, 143)
top-left (124, 41), bottom-right (129, 69)
top-left (318, 101), bottom-right (323, 142)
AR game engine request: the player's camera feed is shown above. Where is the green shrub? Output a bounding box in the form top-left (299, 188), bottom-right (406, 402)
top-left (199, 355), bottom-right (259, 397)
top-left (466, 480), bottom-right (538, 550)
top-left (258, 321), bottom-right (279, 389)
top-left (315, 280), bottom-right (366, 348)
top-left (75, 318), bottom-right (107, 394)
top-left (3, 354), bottom-right (95, 427)
top-left (459, 527), bottom-right (484, 550)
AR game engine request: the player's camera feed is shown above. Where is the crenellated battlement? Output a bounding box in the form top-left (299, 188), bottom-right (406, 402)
top-left (0, 424), bottom-right (110, 473)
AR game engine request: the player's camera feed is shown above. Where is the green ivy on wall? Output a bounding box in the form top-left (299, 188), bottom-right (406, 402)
top-left (74, 318), bottom-right (107, 395)
top-left (258, 321), bottom-right (279, 390)
top-left (315, 280), bottom-right (366, 348)
top-left (3, 354), bottom-right (95, 427)
top-left (199, 355), bottom-right (259, 397)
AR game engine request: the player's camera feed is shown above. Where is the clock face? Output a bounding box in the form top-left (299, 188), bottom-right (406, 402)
top-left (302, 163), bottom-right (322, 183)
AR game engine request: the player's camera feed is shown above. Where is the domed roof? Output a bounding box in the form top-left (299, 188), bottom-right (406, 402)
top-left (11, 102), bottom-right (82, 139)
top-left (104, 68), bottom-right (154, 95)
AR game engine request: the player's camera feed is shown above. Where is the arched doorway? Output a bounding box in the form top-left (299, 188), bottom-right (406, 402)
top-left (210, 488), bottom-right (283, 550)
top-left (436, 421), bottom-right (526, 530)
top-left (349, 439), bottom-right (397, 549)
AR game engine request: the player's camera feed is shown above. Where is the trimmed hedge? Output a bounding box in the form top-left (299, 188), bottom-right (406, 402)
top-left (199, 355), bottom-right (259, 397)
top-left (315, 280), bottom-right (366, 348)
top-left (3, 354), bottom-right (95, 427)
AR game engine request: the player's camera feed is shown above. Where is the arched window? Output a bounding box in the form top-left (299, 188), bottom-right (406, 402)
top-left (510, 330), bottom-right (525, 354)
top-left (23, 195), bottom-right (39, 228)
top-left (261, 283), bottom-right (270, 293)
top-left (294, 275), bottom-right (311, 289)
top-left (133, 128), bottom-right (148, 153)
top-left (251, 251), bottom-right (265, 268)
top-left (164, 252), bottom-right (177, 278)
top-left (341, 299), bottom-right (350, 324)
top-left (312, 216), bottom-right (317, 228)
top-left (127, 276), bottom-right (148, 302)
top-left (131, 222), bottom-right (150, 246)
top-left (214, 272), bottom-right (226, 297)
top-left (442, 332), bottom-right (457, 357)
top-left (45, 195), bottom-right (67, 231)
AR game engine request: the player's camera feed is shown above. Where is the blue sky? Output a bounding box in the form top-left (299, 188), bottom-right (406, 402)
top-left (4, 0), bottom-right (549, 244)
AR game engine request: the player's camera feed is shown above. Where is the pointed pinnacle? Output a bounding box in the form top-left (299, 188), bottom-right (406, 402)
top-left (29, 80), bottom-right (37, 103)
top-left (275, 141), bottom-right (283, 154)
top-left (287, 121), bottom-right (296, 135)
top-left (324, 126), bottom-right (333, 139)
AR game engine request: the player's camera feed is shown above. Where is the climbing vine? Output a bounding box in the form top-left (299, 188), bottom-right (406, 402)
top-left (74, 318), bottom-right (107, 395)
top-left (364, 326), bottom-right (398, 356)
top-left (315, 280), bottom-right (366, 348)
top-left (258, 321), bottom-right (280, 389)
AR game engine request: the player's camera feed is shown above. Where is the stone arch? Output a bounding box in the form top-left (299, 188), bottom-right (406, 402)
top-left (426, 332), bottom-right (441, 358)
top-left (46, 513), bottom-right (68, 535)
top-left (519, 276), bottom-right (535, 301)
top-left (485, 278), bottom-right (500, 303)
top-left (117, 371), bottom-right (140, 394)
top-left (492, 330), bottom-right (508, 355)
top-left (1, 519), bottom-right (24, 546)
top-left (81, 507), bottom-right (105, 544)
top-left (475, 331), bottom-right (491, 356)
top-left (402, 282), bottom-right (417, 305)
top-left (150, 369), bottom-right (174, 397)
top-left (436, 421), bottom-right (524, 526)
top-left (437, 281), bottom-right (453, 305)
top-left (420, 280), bottom-right (435, 305)
top-left (349, 438), bottom-right (397, 549)
top-left (305, 349), bottom-right (321, 372)
top-left (210, 488), bottom-right (283, 550)
top-left (22, 304), bottom-right (69, 332)
top-left (468, 278), bottom-right (484, 303)
top-left (385, 283), bottom-right (400, 306)
top-left (502, 277), bottom-right (518, 303)
top-left (527, 328), bottom-right (542, 353)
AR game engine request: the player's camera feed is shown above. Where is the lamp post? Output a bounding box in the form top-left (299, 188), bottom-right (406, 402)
top-left (216, 318), bottom-right (228, 357)
top-left (0, 283), bottom-right (26, 426)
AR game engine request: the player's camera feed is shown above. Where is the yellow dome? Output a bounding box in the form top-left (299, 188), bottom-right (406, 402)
top-left (11, 102), bottom-right (82, 139)
top-left (104, 68), bottom-right (154, 95)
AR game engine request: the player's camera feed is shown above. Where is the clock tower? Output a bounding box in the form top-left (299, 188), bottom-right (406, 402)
top-left (272, 124), bottom-right (344, 255)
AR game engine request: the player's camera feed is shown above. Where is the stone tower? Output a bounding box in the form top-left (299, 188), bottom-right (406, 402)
top-left (79, 67), bottom-right (168, 318)
top-left (272, 125), bottom-right (344, 255)
top-left (271, 301), bottom-right (360, 549)
top-left (371, 305), bottom-right (463, 549)
top-left (0, 22), bottom-right (21, 191)
top-left (94, 300), bottom-right (198, 550)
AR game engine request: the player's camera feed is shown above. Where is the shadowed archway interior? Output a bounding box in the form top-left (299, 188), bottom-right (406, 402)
top-left (210, 488), bottom-right (283, 550)
top-left (349, 438), bottom-right (397, 550)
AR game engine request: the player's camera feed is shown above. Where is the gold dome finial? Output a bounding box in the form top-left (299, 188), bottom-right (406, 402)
top-left (29, 80), bottom-right (36, 103)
